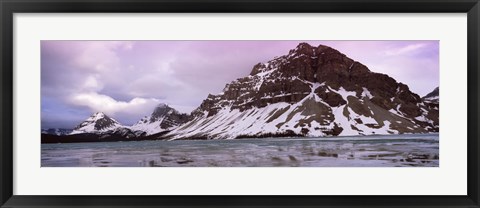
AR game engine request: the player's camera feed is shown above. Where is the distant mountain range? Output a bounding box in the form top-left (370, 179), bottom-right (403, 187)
top-left (42, 43), bottom-right (439, 143)
top-left (41, 128), bottom-right (72, 136)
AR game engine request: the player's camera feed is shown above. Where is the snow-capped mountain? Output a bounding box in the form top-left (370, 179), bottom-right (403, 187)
top-left (53, 43), bottom-right (439, 141)
top-left (41, 128), bottom-right (72, 136)
top-left (167, 43), bottom-right (439, 140)
top-left (131, 103), bottom-right (191, 135)
top-left (70, 112), bottom-right (124, 134)
top-left (66, 105), bottom-right (189, 136)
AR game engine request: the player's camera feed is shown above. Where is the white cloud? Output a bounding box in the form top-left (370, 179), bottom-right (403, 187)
top-left (68, 92), bottom-right (160, 119)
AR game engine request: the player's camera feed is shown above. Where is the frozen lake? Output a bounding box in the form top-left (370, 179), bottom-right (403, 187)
top-left (41, 134), bottom-right (439, 167)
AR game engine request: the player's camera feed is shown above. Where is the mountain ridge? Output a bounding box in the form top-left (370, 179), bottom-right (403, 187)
top-left (45, 43), bottom-right (439, 142)
top-left (68, 103), bottom-right (190, 136)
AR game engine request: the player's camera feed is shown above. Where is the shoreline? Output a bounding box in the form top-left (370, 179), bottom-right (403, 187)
top-left (41, 132), bottom-right (439, 144)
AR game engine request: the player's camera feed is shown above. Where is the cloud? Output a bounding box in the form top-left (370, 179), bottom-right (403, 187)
top-left (67, 92), bottom-right (161, 125)
top-left (68, 92), bottom-right (160, 116)
top-left (384, 43), bottom-right (427, 56)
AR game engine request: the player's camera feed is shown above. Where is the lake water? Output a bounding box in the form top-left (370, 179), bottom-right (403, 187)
top-left (41, 134), bottom-right (439, 167)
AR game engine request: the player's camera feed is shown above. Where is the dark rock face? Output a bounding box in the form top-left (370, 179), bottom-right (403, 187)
top-left (172, 42), bottom-right (439, 139)
top-left (159, 113), bottom-right (191, 130)
top-left (315, 86), bottom-right (346, 107)
top-left (94, 117), bottom-right (117, 130)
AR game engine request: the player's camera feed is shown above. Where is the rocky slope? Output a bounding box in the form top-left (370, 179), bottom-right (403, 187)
top-left (167, 43), bottom-right (439, 140)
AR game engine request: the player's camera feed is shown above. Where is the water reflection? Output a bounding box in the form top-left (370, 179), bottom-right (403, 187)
top-left (41, 134), bottom-right (439, 167)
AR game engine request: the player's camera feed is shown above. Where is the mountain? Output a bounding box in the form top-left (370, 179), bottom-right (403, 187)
top-left (70, 112), bottom-right (124, 134)
top-left (130, 104), bottom-right (191, 135)
top-left (45, 43), bottom-right (439, 143)
top-left (167, 43), bottom-right (439, 140)
top-left (41, 128), bottom-right (72, 136)
top-left (423, 87), bottom-right (439, 102)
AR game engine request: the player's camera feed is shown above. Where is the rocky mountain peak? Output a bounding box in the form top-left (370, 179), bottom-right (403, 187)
top-left (131, 104), bottom-right (191, 135)
top-left (198, 43), bottom-right (415, 115)
top-left (249, 43), bottom-right (372, 84)
top-left (151, 103), bottom-right (175, 121)
top-left (70, 112), bottom-right (122, 134)
top-left (288, 42), bottom-right (317, 56)
top-left (169, 43), bottom-right (439, 139)
top-left (85, 112), bottom-right (114, 122)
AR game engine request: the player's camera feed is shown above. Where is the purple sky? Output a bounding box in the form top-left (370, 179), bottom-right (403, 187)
top-left (41, 41), bottom-right (439, 129)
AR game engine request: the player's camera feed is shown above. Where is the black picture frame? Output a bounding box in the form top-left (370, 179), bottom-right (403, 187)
top-left (1, 0), bottom-right (479, 207)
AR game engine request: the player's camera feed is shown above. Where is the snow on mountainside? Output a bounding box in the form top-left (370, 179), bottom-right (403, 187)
top-left (131, 104), bottom-right (191, 135)
top-left (70, 112), bottom-right (124, 134)
top-left (167, 43), bottom-right (439, 140)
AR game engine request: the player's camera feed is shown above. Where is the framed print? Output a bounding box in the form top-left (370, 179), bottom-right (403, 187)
top-left (1, 0), bottom-right (479, 207)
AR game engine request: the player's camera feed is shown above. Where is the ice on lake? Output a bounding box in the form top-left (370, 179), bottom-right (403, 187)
top-left (41, 134), bottom-right (439, 167)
